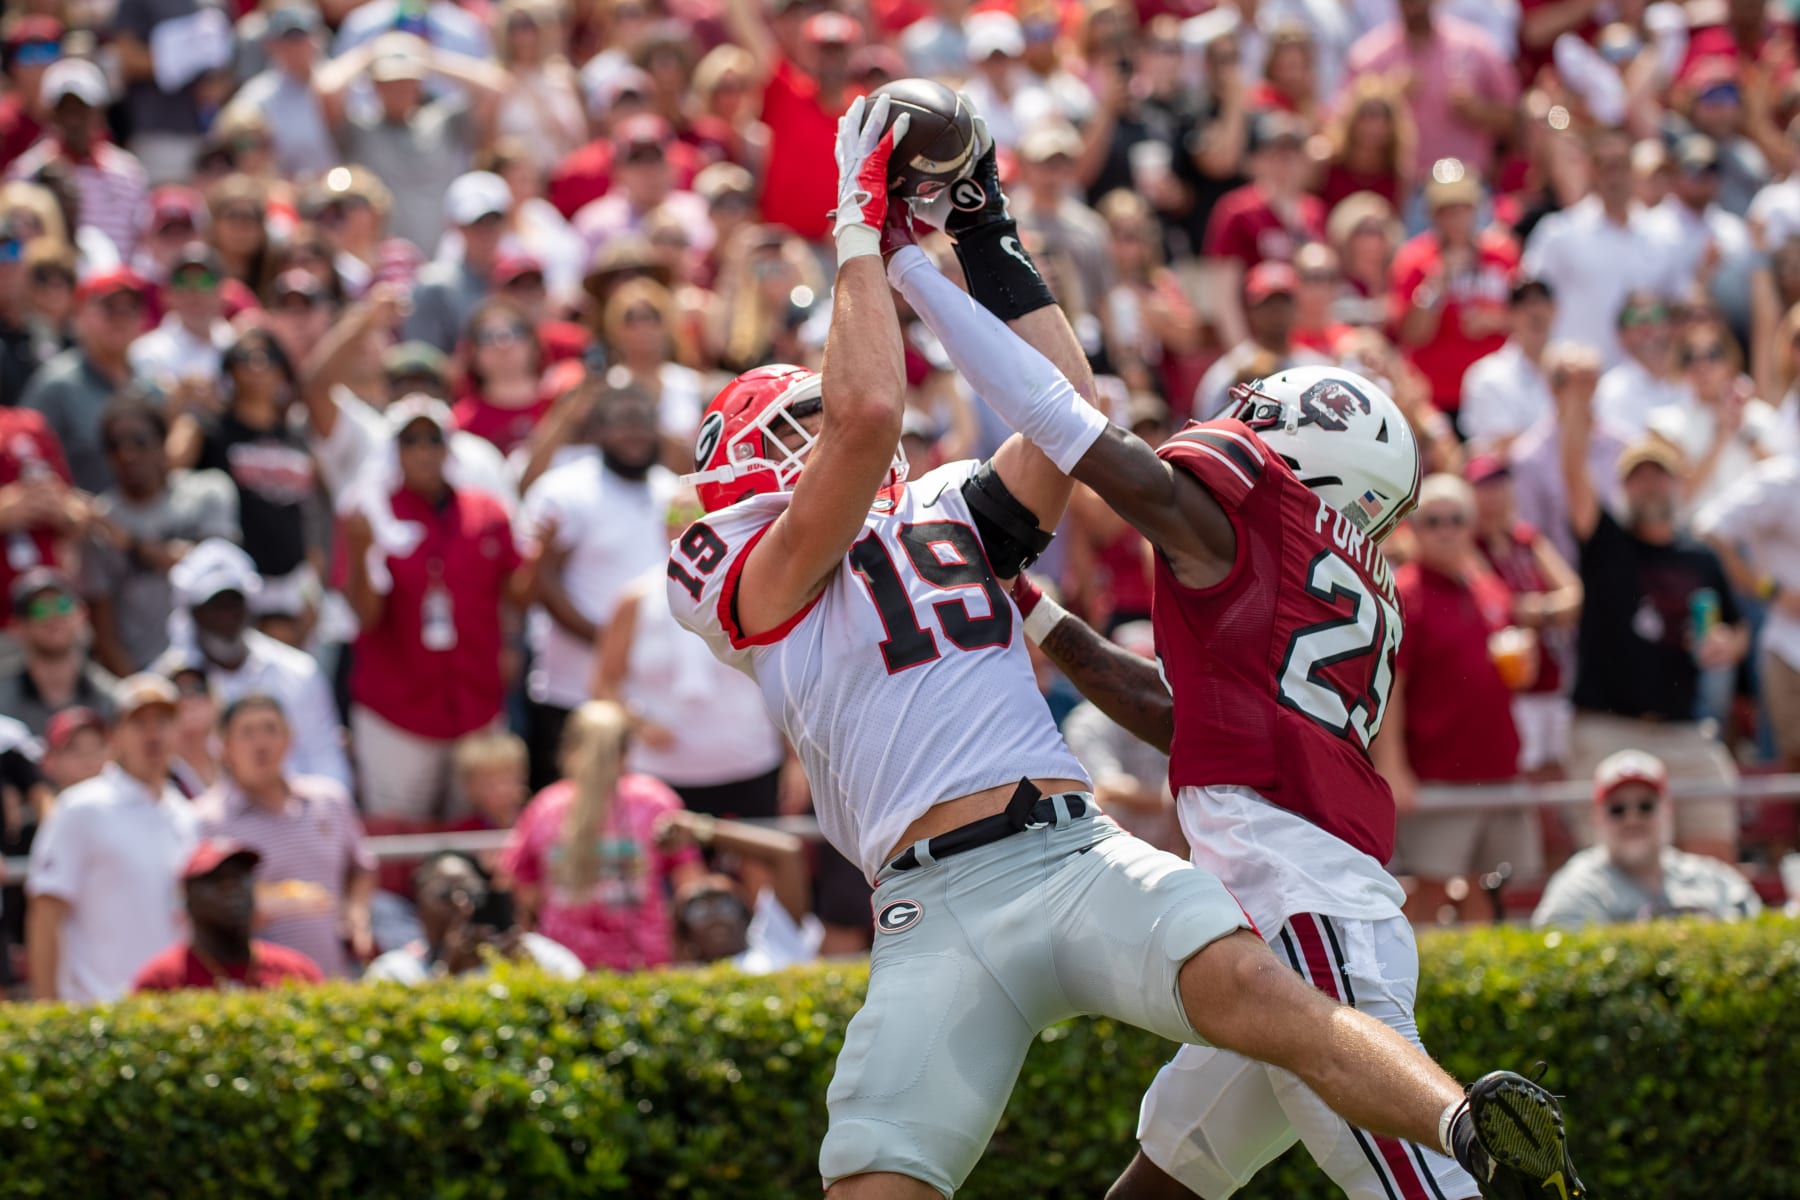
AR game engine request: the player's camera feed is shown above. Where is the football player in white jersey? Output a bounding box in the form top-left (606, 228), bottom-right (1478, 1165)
top-left (670, 95), bottom-right (1568, 1200)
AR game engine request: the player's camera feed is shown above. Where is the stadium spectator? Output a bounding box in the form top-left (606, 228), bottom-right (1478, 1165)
top-left (1315, 76), bottom-right (1411, 213)
top-left (1507, 342), bottom-right (1628, 569)
top-left (1324, 190), bottom-right (1402, 325)
top-left (225, 5), bottom-right (336, 182)
top-left (1643, 135), bottom-right (1757, 336)
top-left (449, 729), bottom-right (529, 873)
top-left (21, 267), bottom-right (148, 494)
top-left (39, 706), bottom-right (106, 793)
top-left (0, 216), bottom-right (44, 402)
top-left (572, 115), bottom-right (709, 261)
top-left (599, 278), bottom-right (707, 453)
top-left (0, 569), bottom-right (116, 736)
top-left (127, 243), bottom-right (233, 393)
top-left (518, 378), bottom-right (676, 788)
top-left (1697, 452), bottom-right (1800, 773)
top-left (591, 487), bottom-right (785, 821)
top-left (165, 664), bottom-right (219, 798)
top-left (17, 238), bottom-right (74, 364)
top-left (343, 397), bottom-right (526, 822)
top-left (157, 539), bottom-right (351, 788)
top-left (1376, 474), bottom-right (1535, 924)
top-left (1648, 321), bottom-right (1781, 516)
top-left (0, 16), bottom-right (62, 173)
top-left (0, 404), bottom-right (79, 626)
top-left (200, 174), bottom-right (273, 292)
top-left (83, 396), bottom-right (239, 676)
top-left (1531, 751), bottom-right (1761, 927)
top-left (664, 813), bottom-right (823, 973)
top-left (1095, 190), bottom-right (1204, 404)
top-left (490, 0), bottom-right (588, 173)
top-left (1193, 261), bottom-right (1325, 419)
top-left (403, 170), bottom-right (511, 353)
top-left (364, 851), bottom-right (582, 983)
top-left (8, 59), bottom-right (148, 260)
top-left (1389, 165), bottom-right (1516, 424)
top-left (25, 673), bottom-right (198, 1002)
top-left (1468, 454), bottom-right (1585, 782)
top-left (449, 297), bottom-right (548, 456)
top-left (131, 839), bottom-right (325, 992)
top-left (196, 694), bottom-right (375, 977)
top-left (1200, 111), bottom-right (1323, 345)
top-left (1522, 128), bottom-right (1683, 367)
top-left (1594, 292), bottom-right (1694, 442)
top-left (114, 0), bottom-right (235, 184)
top-left (1559, 375), bottom-right (1748, 864)
top-left (500, 700), bottom-right (703, 971)
top-left (1014, 121), bottom-right (1113, 324)
top-left (1457, 280), bottom-right (1557, 452)
top-left (308, 167), bottom-right (391, 299)
top-left (477, 144), bottom-right (589, 308)
top-left (171, 328), bottom-right (320, 593)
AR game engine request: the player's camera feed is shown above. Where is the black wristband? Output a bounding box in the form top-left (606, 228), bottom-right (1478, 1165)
top-left (951, 220), bottom-right (1058, 323)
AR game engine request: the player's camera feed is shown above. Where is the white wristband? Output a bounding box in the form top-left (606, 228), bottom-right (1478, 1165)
top-left (1022, 595), bottom-right (1067, 646)
top-left (834, 223), bottom-right (881, 263)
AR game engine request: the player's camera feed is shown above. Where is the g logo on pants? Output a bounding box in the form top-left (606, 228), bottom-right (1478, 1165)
top-left (876, 899), bottom-right (923, 934)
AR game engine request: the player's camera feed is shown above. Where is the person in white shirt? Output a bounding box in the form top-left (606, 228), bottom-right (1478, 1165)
top-left (1648, 320), bottom-right (1780, 518)
top-left (1458, 277), bottom-right (1557, 451)
top-left (25, 673), bottom-right (199, 1002)
top-left (364, 851), bottom-right (582, 984)
top-left (1746, 116), bottom-right (1800, 250)
top-left (517, 379), bottom-right (677, 789)
top-left (1522, 128), bottom-right (1684, 366)
top-left (1697, 451), bottom-right (1800, 770)
top-left (1639, 135), bottom-right (1756, 333)
top-left (126, 243), bottom-right (234, 392)
top-left (152, 540), bottom-right (352, 790)
top-left (1593, 291), bottom-right (1696, 441)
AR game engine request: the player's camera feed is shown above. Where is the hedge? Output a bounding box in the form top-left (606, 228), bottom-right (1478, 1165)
top-left (1, 918), bottom-right (1796, 1198)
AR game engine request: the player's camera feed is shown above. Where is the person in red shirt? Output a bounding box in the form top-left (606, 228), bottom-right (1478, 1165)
top-left (132, 839), bottom-right (325, 993)
top-left (1314, 77), bottom-right (1410, 213)
top-left (1203, 111), bottom-right (1325, 345)
top-left (0, 406), bottom-right (80, 625)
top-left (1387, 166), bottom-right (1517, 417)
top-left (0, 16), bottom-right (62, 173)
top-left (450, 297), bottom-right (550, 456)
top-left (342, 396), bottom-right (531, 826)
top-left (491, 254), bottom-right (592, 367)
top-left (546, 69), bottom-right (704, 221)
top-left (722, 0), bottom-right (863, 243)
top-left (1289, 241), bottom-right (1351, 354)
top-left (1375, 474), bottom-right (1538, 925)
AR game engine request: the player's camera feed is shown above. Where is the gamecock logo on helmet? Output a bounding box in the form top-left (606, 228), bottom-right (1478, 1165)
top-left (1298, 378), bottom-right (1372, 432)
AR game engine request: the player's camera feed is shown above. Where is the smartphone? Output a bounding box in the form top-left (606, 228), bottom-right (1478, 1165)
top-left (471, 888), bottom-right (515, 931)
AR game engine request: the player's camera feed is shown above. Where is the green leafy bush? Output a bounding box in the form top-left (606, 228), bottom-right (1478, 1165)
top-left (0, 919), bottom-right (1794, 1198)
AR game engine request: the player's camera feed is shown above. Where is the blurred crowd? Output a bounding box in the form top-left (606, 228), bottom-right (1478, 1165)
top-left (2, 0), bottom-right (1799, 998)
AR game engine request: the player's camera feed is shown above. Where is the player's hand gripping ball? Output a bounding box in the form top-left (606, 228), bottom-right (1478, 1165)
top-left (868, 78), bottom-right (978, 203)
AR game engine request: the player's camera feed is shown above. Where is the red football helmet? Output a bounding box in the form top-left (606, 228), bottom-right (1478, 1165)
top-left (684, 364), bottom-right (908, 512)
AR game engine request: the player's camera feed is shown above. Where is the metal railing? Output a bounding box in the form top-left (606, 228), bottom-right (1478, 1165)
top-left (3, 781), bottom-right (1797, 882)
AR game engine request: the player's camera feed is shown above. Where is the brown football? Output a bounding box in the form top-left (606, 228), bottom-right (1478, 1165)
top-left (870, 78), bottom-right (977, 201)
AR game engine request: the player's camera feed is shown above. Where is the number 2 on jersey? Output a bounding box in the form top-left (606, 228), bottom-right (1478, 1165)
top-left (1276, 550), bottom-right (1400, 749)
top-left (849, 522), bottom-right (1012, 673)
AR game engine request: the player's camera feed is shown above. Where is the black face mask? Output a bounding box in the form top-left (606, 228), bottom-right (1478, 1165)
top-left (601, 445), bottom-right (657, 480)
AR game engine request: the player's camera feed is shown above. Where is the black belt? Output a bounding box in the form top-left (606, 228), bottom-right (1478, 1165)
top-left (888, 779), bottom-right (1090, 873)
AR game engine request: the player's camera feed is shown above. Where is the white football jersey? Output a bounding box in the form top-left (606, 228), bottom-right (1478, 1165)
top-left (668, 460), bottom-right (1089, 881)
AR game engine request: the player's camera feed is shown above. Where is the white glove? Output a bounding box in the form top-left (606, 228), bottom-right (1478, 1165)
top-left (832, 93), bottom-right (909, 239)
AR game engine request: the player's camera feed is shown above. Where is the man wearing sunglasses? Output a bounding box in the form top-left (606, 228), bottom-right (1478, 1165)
top-left (1593, 291), bottom-right (1692, 442)
top-left (1532, 750), bottom-right (1760, 927)
top-left (0, 16), bottom-right (62, 171)
top-left (126, 243), bottom-right (232, 394)
top-left (0, 569), bottom-right (115, 737)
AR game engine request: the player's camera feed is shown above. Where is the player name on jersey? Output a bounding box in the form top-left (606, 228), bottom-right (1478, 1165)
top-left (1311, 493), bottom-right (1398, 608)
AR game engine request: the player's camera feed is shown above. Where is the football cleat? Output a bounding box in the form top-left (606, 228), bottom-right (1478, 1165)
top-left (1461, 1069), bottom-right (1588, 1200)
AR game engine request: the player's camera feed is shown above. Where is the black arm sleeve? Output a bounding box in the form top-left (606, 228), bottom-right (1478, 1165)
top-left (961, 459), bottom-right (1054, 578)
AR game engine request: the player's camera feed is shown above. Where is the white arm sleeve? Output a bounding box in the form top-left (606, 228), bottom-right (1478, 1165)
top-left (886, 245), bottom-right (1109, 474)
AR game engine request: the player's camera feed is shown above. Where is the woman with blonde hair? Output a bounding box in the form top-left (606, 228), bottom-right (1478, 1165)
top-left (498, 700), bottom-right (705, 971)
top-left (691, 43), bottom-right (766, 173)
top-left (706, 225), bottom-right (823, 374)
top-left (601, 277), bottom-right (706, 456)
top-left (1096, 189), bottom-right (1204, 402)
top-left (492, 0), bottom-right (586, 171)
top-left (1315, 77), bottom-right (1413, 212)
top-left (1251, 23), bottom-right (1319, 129)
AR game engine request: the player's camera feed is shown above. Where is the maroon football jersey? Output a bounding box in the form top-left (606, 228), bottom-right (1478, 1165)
top-left (1152, 419), bottom-right (1403, 862)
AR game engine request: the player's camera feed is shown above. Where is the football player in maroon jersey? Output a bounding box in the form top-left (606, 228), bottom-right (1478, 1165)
top-left (917, 107), bottom-right (1588, 1200)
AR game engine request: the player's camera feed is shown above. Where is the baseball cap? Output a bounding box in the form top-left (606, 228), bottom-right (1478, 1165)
top-left (1464, 453), bottom-right (1511, 486)
top-left (269, 268), bottom-right (324, 305)
top-left (695, 161), bottom-right (755, 207)
top-left (114, 673), bottom-right (180, 720)
top-left (386, 393), bottom-right (455, 436)
top-left (148, 185), bottom-right (207, 234)
top-left (585, 64), bottom-right (651, 116)
top-left (265, 5), bottom-right (320, 38)
top-left (10, 566), bottom-right (76, 617)
top-left (802, 11), bottom-right (859, 44)
top-left (444, 171), bottom-right (511, 227)
top-left (169, 538), bottom-right (262, 608)
top-left (75, 266), bottom-right (148, 306)
top-left (967, 11), bottom-right (1024, 61)
top-left (1020, 122), bottom-right (1082, 164)
top-left (1616, 437), bottom-right (1684, 481)
top-left (1245, 261), bottom-right (1299, 304)
top-left (171, 242), bottom-right (224, 279)
top-left (45, 706), bottom-right (105, 753)
top-left (183, 838), bottom-right (262, 881)
top-left (613, 113), bottom-right (672, 155)
top-left (1425, 159), bottom-right (1481, 210)
top-left (1674, 133), bottom-right (1721, 175)
top-left (41, 57), bottom-right (108, 107)
top-left (1249, 110), bottom-right (1306, 154)
top-left (1592, 748), bottom-right (1668, 803)
top-left (369, 36), bottom-right (428, 83)
top-left (493, 253), bottom-right (545, 286)
top-left (384, 340), bottom-right (449, 383)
